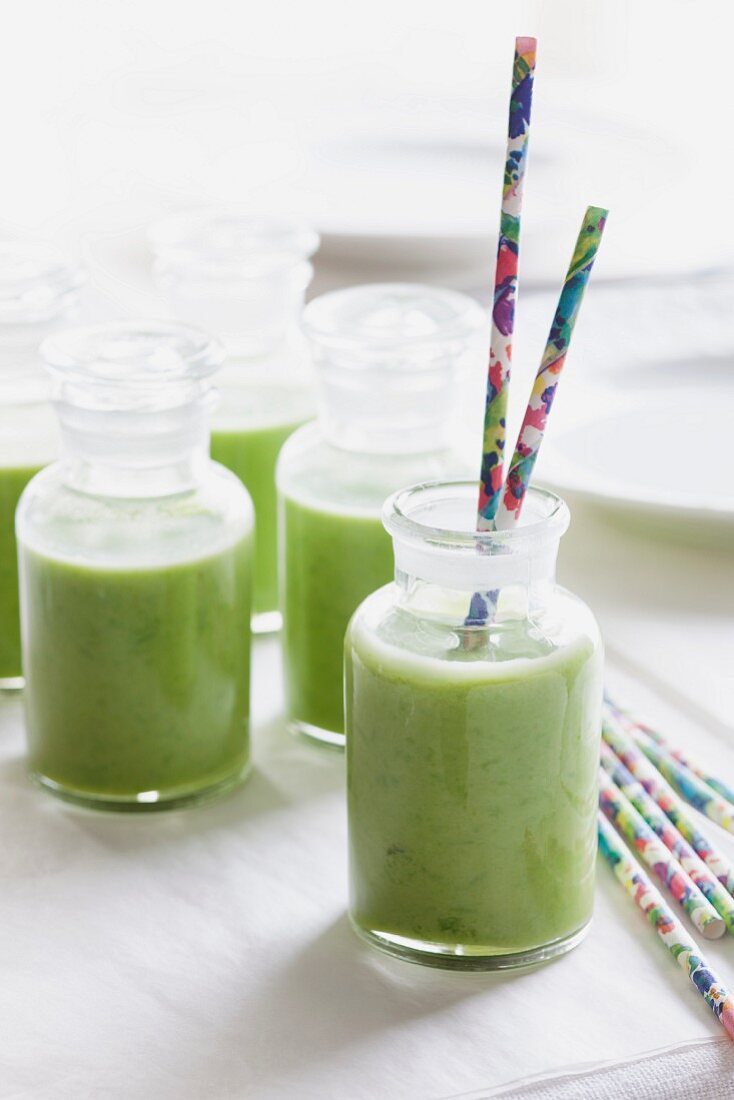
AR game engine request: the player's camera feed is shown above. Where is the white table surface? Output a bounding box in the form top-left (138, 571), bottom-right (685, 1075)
top-left (0, 498), bottom-right (732, 1099)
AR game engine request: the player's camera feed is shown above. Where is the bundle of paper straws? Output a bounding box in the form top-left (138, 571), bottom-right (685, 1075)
top-left (600, 699), bottom-right (734, 1040)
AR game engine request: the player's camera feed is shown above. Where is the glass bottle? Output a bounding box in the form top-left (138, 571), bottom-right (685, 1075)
top-left (0, 241), bottom-right (85, 690)
top-left (16, 321), bottom-right (253, 811)
top-left (277, 283), bottom-right (487, 748)
top-left (346, 481), bottom-right (603, 969)
top-left (149, 212), bottom-right (319, 633)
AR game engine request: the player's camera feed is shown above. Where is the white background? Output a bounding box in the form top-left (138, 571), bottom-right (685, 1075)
top-left (2, 0), bottom-right (733, 281)
top-left (2, 3), bottom-right (734, 1096)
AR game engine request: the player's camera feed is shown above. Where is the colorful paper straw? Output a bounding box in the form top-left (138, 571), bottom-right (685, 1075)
top-left (629, 726), bottom-right (734, 814)
top-left (476, 36), bottom-right (537, 529)
top-left (610, 702), bottom-right (734, 808)
top-left (598, 813), bottom-right (734, 1040)
top-left (601, 743), bottom-right (734, 934)
top-left (643, 731), bottom-right (734, 807)
top-left (599, 770), bottom-right (725, 939)
top-left (602, 713), bottom-right (734, 896)
top-left (633, 731), bottom-right (734, 835)
top-left (494, 204), bottom-right (608, 529)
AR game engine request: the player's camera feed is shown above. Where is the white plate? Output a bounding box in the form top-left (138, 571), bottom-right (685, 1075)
top-left (505, 270), bottom-right (734, 543)
top-left (537, 393), bottom-right (734, 543)
top-left (304, 96), bottom-right (719, 291)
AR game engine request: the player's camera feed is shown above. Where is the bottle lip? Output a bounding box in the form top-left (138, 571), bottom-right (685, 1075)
top-left (303, 283), bottom-right (487, 358)
top-left (148, 211), bottom-right (320, 274)
top-left (384, 481), bottom-right (570, 552)
top-left (0, 240), bottom-right (86, 323)
top-left (40, 320), bottom-right (225, 389)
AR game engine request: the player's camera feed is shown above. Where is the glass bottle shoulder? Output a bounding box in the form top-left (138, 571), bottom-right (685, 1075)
top-left (277, 422), bottom-right (473, 514)
top-left (16, 459), bottom-right (253, 568)
top-left (347, 581), bottom-right (602, 684)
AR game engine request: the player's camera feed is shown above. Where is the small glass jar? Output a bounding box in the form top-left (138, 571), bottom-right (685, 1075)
top-left (346, 482), bottom-right (603, 970)
top-left (278, 283), bottom-right (487, 748)
top-left (16, 322), bottom-right (253, 811)
top-left (0, 242), bottom-right (86, 690)
top-left (149, 212), bottom-right (319, 633)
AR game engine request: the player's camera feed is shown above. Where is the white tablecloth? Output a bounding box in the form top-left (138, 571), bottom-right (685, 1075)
top-left (1, 498), bottom-right (732, 1099)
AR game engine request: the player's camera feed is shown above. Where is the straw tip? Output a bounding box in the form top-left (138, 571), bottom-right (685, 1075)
top-left (701, 916), bottom-right (727, 941)
top-left (516, 36), bottom-right (537, 57)
top-left (586, 205), bottom-right (610, 223)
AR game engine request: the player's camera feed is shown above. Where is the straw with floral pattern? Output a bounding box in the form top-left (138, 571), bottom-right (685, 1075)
top-left (633, 731), bottom-right (734, 835)
top-left (599, 770), bottom-right (725, 938)
top-left (601, 742), bottom-right (734, 934)
top-left (495, 205), bottom-right (607, 528)
top-left (607, 697), bottom-right (734, 808)
top-left (598, 813), bottom-right (734, 1039)
top-left (602, 712), bottom-right (734, 896)
top-left (639, 728), bottom-right (734, 806)
top-left (476, 36), bottom-right (537, 529)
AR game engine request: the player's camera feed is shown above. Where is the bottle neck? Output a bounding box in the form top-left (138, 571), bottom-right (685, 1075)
top-left (390, 531), bottom-right (561, 626)
top-left (393, 566), bottom-right (558, 627)
top-left (317, 364), bottom-right (462, 454)
top-left (55, 394), bottom-right (214, 498)
top-left (305, 284), bottom-right (487, 453)
top-left (157, 261), bottom-right (313, 361)
top-left (384, 482), bottom-right (569, 628)
top-left (218, 330), bottom-right (312, 384)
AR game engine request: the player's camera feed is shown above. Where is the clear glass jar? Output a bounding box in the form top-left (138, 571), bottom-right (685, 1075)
top-left (0, 241), bottom-right (86, 690)
top-left (149, 212), bottom-right (319, 633)
top-left (277, 283), bottom-right (487, 748)
top-left (346, 482), bottom-right (603, 970)
top-left (16, 322), bottom-right (253, 811)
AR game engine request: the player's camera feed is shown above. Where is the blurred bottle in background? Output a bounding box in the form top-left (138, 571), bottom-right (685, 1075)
top-left (150, 213), bottom-right (319, 632)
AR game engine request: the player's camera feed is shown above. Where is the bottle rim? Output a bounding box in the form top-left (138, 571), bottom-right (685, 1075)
top-left (40, 320), bottom-right (225, 388)
top-left (303, 282), bottom-right (487, 358)
top-left (384, 480), bottom-right (570, 551)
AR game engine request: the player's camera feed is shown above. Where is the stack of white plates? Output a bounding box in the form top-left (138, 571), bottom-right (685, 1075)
top-left (530, 273), bottom-right (734, 541)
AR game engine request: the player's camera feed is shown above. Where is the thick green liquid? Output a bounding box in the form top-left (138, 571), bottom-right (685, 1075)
top-left (346, 607), bottom-right (602, 955)
top-left (212, 421), bottom-right (302, 616)
top-left (0, 464), bottom-right (42, 681)
top-left (21, 538), bottom-right (252, 803)
top-left (281, 495), bottom-right (394, 737)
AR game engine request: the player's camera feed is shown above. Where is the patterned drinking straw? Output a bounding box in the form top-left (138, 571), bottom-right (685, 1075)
top-left (599, 771), bottom-right (725, 939)
top-left (602, 712), bottom-right (734, 896)
top-left (642, 729), bottom-right (734, 806)
top-left (598, 814), bottom-right (734, 1040)
top-left (494, 205), bottom-right (607, 529)
top-left (608, 700), bottom-right (734, 808)
top-left (601, 743), bottom-right (734, 934)
top-left (476, 36), bottom-right (537, 529)
top-left (633, 731), bottom-right (734, 835)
